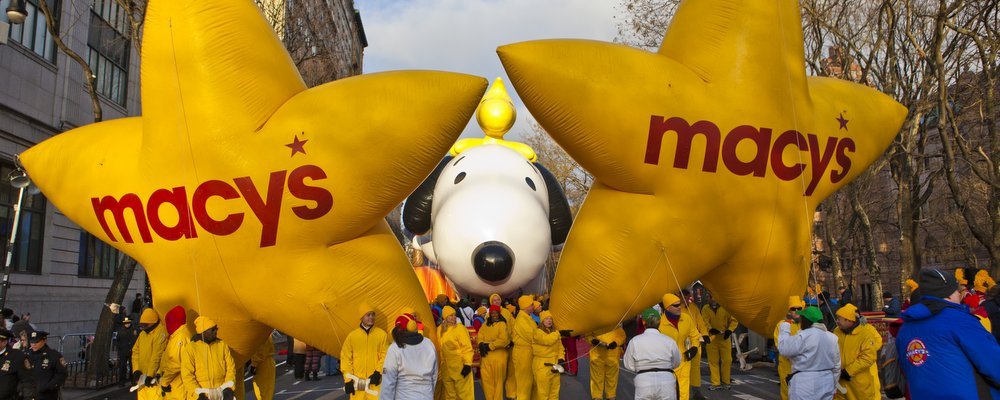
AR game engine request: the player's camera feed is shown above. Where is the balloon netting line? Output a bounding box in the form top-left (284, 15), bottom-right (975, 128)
top-left (166, 17), bottom-right (203, 318)
top-left (554, 244), bottom-right (679, 368)
top-left (776, 0), bottom-right (831, 319)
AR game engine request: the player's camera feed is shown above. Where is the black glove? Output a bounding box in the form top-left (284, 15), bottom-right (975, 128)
top-left (885, 386), bottom-right (905, 399)
top-left (344, 380), bottom-right (355, 396)
top-left (222, 388), bottom-right (234, 400)
top-left (247, 366), bottom-right (257, 377)
top-left (132, 371), bottom-right (143, 384)
top-left (684, 347), bottom-right (698, 361)
top-left (723, 330), bottom-right (732, 340)
top-left (607, 342), bottom-right (617, 350)
top-left (460, 365), bottom-right (472, 377)
top-left (590, 338), bottom-right (600, 346)
top-left (479, 342), bottom-right (491, 356)
top-left (702, 335), bottom-right (711, 344)
top-left (144, 376), bottom-right (156, 387)
top-left (197, 394), bottom-right (208, 400)
top-left (709, 328), bottom-right (721, 335)
top-left (559, 330), bottom-right (573, 337)
top-left (840, 369), bottom-right (851, 381)
top-left (161, 385), bottom-right (171, 396)
top-left (368, 371), bottom-right (382, 386)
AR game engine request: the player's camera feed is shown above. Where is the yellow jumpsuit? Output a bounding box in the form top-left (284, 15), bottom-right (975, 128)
top-left (587, 328), bottom-right (624, 400)
top-left (772, 320), bottom-right (800, 400)
top-left (701, 305), bottom-right (737, 387)
top-left (250, 336), bottom-right (276, 400)
top-left (686, 302), bottom-right (707, 390)
top-left (133, 324), bottom-right (168, 400)
top-left (181, 338), bottom-right (236, 400)
top-left (659, 311), bottom-right (701, 399)
top-left (340, 325), bottom-right (388, 400)
top-left (512, 311), bottom-right (537, 400)
top-left (490, 295), bottom-right (516, 399)
top-left (438, 323), bottom-right (474, 400)
top-left (478, 319), bottom-right (510, 400)
top-left (159, 326), bottom-right (193, 400)
top-left (531, 328), bottom-right (564, 400)
top-left (834, 323), bottom-right (882, 400)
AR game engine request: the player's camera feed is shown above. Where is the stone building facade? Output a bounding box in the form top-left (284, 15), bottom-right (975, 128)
top-left (0, 0), bottom-right (145, 350)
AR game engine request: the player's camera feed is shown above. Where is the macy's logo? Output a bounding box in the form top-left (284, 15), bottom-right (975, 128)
top-left (644, 115), bottom-right (855, 196)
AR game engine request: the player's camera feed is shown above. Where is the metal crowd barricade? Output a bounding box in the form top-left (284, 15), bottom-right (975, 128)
top-left (55, 332), bottom-right (126, 388)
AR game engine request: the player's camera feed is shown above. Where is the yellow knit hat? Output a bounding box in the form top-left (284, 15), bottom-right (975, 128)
top-left (358, 303), bottom-right (374, 321)
top-left (139, 308), bottom-right (159, 324)
top-left (194, 316), bottom-right (217, 334)
top-left (476, 306), bottom-right (487, 316)
top-left (835, 303), bottom-right (858, 322)
top-left (905, 279), bottom-right (919, 292)
top-left (788, 296), bottom-right (805, 309)
top-left (442, 306), bottom-right (456, 318)
top-left (539, 310), bottom-right (552, 322)
top-left (518, 295), bottom-right (533, 309)
top-left (662, 293), bottom-right (681, 307)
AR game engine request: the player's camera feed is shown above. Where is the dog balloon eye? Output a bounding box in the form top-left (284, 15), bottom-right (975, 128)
top-left (454, 172), bottom-right (467, 184)
top-left (525, 177), bottom-right (536, 191)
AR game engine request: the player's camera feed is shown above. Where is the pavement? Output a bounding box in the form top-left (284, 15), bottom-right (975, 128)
top-left (77, 356), bottom-right (781, 400)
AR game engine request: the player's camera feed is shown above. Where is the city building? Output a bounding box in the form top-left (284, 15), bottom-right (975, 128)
top-left (0, 0), bottom-right (145, 344)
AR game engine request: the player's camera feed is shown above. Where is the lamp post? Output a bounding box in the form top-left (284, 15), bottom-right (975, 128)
top-left (0, 167), bottom-right (31, 311)
top-left (6, 0), bottom-right (28, 24)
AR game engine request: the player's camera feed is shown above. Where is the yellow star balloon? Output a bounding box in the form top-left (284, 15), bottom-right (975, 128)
top-left (498, 0), bottom-right (906, 334)
top-left (19, 0), bottom-right (486, 360)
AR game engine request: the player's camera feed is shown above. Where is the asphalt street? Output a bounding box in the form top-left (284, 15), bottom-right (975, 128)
top-left (254, 358), bottom-right (780, 400)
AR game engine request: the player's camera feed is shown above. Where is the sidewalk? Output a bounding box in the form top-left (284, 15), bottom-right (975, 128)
top-left (63, 384), bottom-right (131, 400)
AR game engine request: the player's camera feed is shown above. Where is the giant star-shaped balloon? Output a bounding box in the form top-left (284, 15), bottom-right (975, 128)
top-left (498, 0), bottom-right (906, 334)
top-left (19, 0), bottom-right (485, 359)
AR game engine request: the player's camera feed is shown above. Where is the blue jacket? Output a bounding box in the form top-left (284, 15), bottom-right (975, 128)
top-left (897, 298), bottom-right (1000, 399)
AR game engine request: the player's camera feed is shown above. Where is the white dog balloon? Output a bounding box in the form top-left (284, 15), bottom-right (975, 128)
top-left (403, 78), bottom-right (572, 295)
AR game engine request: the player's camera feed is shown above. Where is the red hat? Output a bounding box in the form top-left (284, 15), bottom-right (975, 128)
top-left (395, 314), bottom-right (417, 332)
top-left (489, 305), bottom-right (501, 313)
top-left (165, 306), bottom-right (186, 335)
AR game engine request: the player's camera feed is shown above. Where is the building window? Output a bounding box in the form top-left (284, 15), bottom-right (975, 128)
top-left (0, 0), bottom-right (59, 62)
top-left (0, 164), bottom-right (46, 274)
top-left (78, 232), bottom-right (119, 278)
top-left (87, 0), bottom-right (129, 106)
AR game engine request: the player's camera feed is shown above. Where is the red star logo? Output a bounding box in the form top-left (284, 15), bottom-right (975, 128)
top-left (837, 113), bottom-right (849, 131)
top-left (286, 134), bottom-right (308, 157)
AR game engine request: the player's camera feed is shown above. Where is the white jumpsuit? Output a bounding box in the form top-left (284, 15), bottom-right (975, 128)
top-left (624, 329), bottom-right (682, 400)
top-left (777, 322), bottom-right (841, 400)
top-left (379, 338), bottom-right (438, 400)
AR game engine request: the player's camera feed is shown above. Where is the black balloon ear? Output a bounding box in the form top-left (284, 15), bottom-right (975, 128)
top-left (534, 162), bottom-right (573, 245)
top-left (403, 156), bottom-right (452, 235)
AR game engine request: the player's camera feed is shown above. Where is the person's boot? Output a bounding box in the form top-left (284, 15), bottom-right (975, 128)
top-left (304, 373), bottom-right (311, 381)
top-left (692, 386), bottom-right (707, 400)
top-left (313, 372), bottom-right (321, 380)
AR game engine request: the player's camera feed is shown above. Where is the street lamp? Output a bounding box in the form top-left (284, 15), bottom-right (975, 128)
top-left (0, 165), bottom-right (31, 311)
top-left (6, 0), bottom-right (28, 25)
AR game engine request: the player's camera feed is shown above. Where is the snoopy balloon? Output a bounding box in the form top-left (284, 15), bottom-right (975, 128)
top-left (403, 78), bottom-right (573, 295)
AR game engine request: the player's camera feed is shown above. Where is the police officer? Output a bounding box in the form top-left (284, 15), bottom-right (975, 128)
top-left (26, 331), bottom-right (66, 400)
top-left (0, 328), bottom-right (35, 400)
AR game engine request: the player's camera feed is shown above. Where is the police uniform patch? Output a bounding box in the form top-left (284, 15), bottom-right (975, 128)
top-left (59, 358), bottom-right (66, 367)
top-left (1, 360), bottom-right (9, 371)
top-left (23, 359), bottom-right (31, 369)
top-left (906, 338), bottom-right (929, 366)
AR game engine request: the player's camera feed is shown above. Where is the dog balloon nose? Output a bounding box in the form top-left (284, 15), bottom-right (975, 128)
top-left (472, 241), bottom-right (514, 282)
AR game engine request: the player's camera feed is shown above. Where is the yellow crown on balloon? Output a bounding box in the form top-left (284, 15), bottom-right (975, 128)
top-left (450, 77), bottom-right (537, 162)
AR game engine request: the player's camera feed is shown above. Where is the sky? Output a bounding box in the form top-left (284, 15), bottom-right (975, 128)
top-left (355, 0), bottom-right (624, 139)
